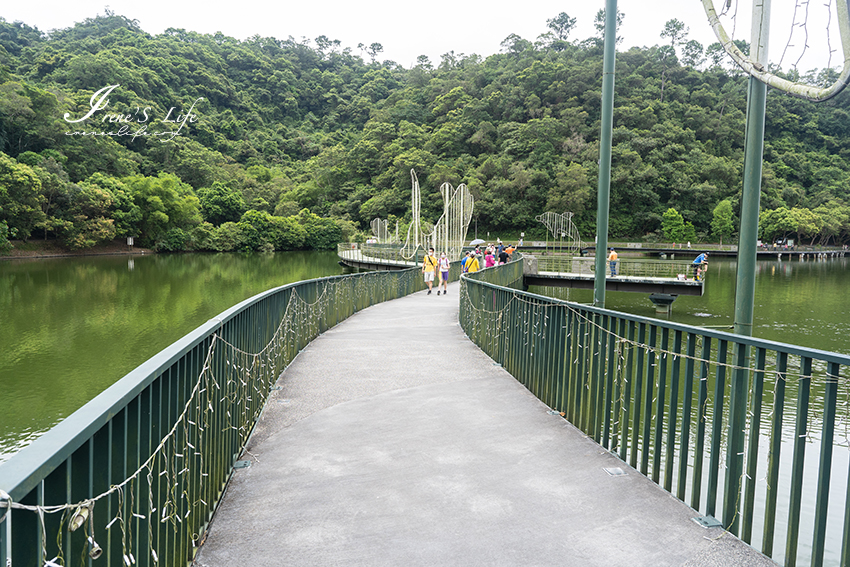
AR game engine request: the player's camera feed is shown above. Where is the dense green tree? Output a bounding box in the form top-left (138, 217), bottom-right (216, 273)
top-left (83, 173), bottom-right (142, 237)
top-left (297, 208), bottom-right (343, 249)
top-left (61, 181), bottom-right (117, 249)
top-left (545, 162), bottom-right (592, 215)
top-left (711, 199), bottom-right (735, 245)
top-left (2, 10), bottom-right (850, 253)
top-left (0, 221), bottom-right (12, 253)
top-left (760, 207), bottom-right (796, 243)
top-left (197, 181), bottom-right (245, 225)
top-left (661, 207), bottom-right (686, 242)
top-left (0, 152), bottom-right (45, 240)
top-left (123, 172), bottom-right (201, 246)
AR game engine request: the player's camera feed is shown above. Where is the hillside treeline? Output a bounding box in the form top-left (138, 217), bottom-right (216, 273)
top-left (1, 11), bottom-right (850, 253)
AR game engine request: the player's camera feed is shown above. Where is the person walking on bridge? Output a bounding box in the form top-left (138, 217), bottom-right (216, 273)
top-left (422, 247), bottom-right (438, 294)
top-left (437, 252), bottom-right (450, 295)
top-left (463, 250), bottom-right (480, 273)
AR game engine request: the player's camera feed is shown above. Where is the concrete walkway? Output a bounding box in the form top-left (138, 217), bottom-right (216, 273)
top-left (194, 281), bottom-right (776, 567)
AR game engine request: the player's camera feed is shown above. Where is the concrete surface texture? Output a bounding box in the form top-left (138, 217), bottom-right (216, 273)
top-left (194, 281), bottom-right (777, 567)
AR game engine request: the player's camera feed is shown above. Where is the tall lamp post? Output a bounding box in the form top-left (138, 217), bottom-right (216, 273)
top-left (593, 0), bottom-right (618, 308)
top-left (725, 0), bottom-right (770, 535)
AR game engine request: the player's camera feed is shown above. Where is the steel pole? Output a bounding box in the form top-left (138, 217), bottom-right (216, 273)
top-left (732, 75), bottom-right (765, 337)
top-left (594, 0), bottom-right (617, 308)
top-left (725, 0), bottom-right (770, 535)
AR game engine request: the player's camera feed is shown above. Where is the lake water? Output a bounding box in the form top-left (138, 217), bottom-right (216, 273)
top-left (0, 251), bottom-right (345, 462)
top-left (531, 254), bottom-right (850, 355)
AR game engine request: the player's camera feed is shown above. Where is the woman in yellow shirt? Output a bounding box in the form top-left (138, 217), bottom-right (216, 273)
top-left (422, 247), bottom-right (438, 294)
top-left (465, 252), bottom-right (480, 273)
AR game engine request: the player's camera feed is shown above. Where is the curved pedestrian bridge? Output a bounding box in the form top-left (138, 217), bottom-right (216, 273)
top-left (194, 281), bottom-right (771, 566)
top-left (5, 258), bottom-right (846, 566)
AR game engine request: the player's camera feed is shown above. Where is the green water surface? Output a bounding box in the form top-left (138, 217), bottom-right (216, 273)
top-left (0, 251), bottom-right (344, 462)
top-left (532, 254), bottom-right (850, 355)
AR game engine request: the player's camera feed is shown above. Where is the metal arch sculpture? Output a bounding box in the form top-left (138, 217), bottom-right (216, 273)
top-left (535, 212), bottom-right (583, 252)
top-left (399, 170), bottom-right (423, 259)
top-left (370, 218), bottom-right (390, 242)
top-left (430, 181), bottom-right (474, 261)
top-left (399, 170), bottom-right (474, 261)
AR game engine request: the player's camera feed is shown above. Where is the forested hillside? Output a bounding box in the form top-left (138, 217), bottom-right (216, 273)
top-left (1, 11), bottom-right (850, 253)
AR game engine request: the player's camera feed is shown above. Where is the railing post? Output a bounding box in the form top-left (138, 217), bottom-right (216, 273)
top-left (619, 321), bottom-right (636, 463)
top-left (664, 330), bottom-right (682, 492)
top-left (630, 323), bottom-right (646, 470)
top-left (677, 333), bottom-right (697, 501)
top-left (707, 340), bottom-right (728, 519)
top-left (641, 326), bottom-right (658, 477)
top-left (723, 342), bottom-right (750, 534)
top-left (602, 316), bottom-right (617, 449)
top-left (812, 362), bottom-right (839, 565)
top-left (691, 337), bottom-right (712, 511)
top-left (786, 357), bottom-right (812, 566)
top-left (652, 327), bottom-right (669, 484)
top-left (742, 348), bottom-right (767, 544)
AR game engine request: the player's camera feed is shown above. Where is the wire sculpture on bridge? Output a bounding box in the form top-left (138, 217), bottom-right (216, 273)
top-left (535, 212), bottom-right (584, 253)
top-left (370, 218), bottom-right (390, 242)
top-left (399, 169), bottom-right (474, 262)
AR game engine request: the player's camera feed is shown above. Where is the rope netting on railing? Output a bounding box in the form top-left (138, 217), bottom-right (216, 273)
top-left (0, 270), bottom-right (420, 566)
top-left (460, 279), bottom-right (848, 438)
top-left (459, 267), bottom-right (850, 565)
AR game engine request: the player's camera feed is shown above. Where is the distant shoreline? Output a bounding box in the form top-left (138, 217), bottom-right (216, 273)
top-left (1, 240), bottom-right (155, 260)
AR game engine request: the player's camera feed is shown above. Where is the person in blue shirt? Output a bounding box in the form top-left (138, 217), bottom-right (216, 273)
top-left (692, 252), bottom-right (708, 279)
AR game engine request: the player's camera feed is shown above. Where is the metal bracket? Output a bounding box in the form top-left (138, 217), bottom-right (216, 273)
top-left (233, 460), bottom-right (252, 469)
top-left (692, 515), bottom-right (723, 528)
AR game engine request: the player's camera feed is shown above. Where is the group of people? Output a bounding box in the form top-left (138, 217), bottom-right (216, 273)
top-left (421, 240), bottom-right (518, 295)
top-left (421, 248), bottom-right (452, 295)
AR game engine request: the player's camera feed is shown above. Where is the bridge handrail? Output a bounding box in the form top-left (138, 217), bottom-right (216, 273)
top-left (535, 255), bottom-right (700, 279)
top-left (0, 267), bottom-right (430, 566)
top-left (460, 260), bottom-right (850, 566)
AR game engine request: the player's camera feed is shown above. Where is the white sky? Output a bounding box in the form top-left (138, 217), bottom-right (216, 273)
top-left (2, 1), bottom-right (842, 72)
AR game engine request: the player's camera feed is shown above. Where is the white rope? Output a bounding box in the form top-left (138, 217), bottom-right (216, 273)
top-left (699, 0), bottom-right (850, 101)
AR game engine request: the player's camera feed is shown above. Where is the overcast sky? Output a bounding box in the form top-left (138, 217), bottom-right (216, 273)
top-left (2, 1), bottom-right (841, 72)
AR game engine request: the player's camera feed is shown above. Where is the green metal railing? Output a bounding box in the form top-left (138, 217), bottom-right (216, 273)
top-left (337, 242), bottom-right (417, 267)
top-left (338, 242), bottom-right (470, 268)
top-left (536, 254), bottom-right (699, 279)
top-left (0, 266), bottom-right (443, 567)
top-left (460, 260), bottom-right (850, 567)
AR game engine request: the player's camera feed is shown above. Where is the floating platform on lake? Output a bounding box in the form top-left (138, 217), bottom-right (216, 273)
top-left (525, 271), bottom-right (704, 296)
